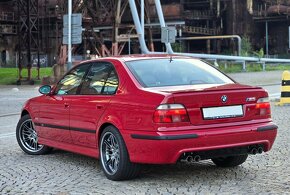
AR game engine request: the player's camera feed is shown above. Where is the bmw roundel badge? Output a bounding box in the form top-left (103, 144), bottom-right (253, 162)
top-left (221, 95), bottom-right (227, 103)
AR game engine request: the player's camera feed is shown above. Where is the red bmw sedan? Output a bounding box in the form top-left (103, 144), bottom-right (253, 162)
top-left (16, 55), bottom-right (277, 180)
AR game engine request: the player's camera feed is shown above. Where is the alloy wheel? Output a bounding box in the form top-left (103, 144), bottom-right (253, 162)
top-left (100, 132), bottom-right (120, 175)
top-left (18, 119), bottom-right (44, 153)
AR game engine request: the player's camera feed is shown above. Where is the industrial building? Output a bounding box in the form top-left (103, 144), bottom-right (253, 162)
top-left (0, 0), bottom-right (290, 70)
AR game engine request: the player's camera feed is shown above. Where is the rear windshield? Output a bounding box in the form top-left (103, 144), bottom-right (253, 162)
top-left (125, 58), bottom-right (234, 87)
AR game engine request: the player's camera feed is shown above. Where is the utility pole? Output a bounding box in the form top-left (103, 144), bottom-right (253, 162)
top-left (67, 0), bottom-right (72, 70)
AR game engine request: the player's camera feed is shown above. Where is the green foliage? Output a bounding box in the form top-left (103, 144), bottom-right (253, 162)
top-left (221, 49), bottom-right (233, 56)
top-left (266, 64), bottom-right (290, 71)
top-left (247, 63), bottom-right (263, 72)
top-left (0, 68), bottom-right (52, 85)
top-left (241, 36), bottom-right (253, 57)
top-left (241, 36), bottom-right (265, 58)
top-left (171, 42), bottom-right (185, 52)
top-left (217, 62), bottom-right (290, 73)
top-left (253, 48), bottom-right (264, 58)
top-left (218, 63), bottom-right (243, 73)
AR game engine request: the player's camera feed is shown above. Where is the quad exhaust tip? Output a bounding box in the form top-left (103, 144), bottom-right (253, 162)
top-left (193, 155), bottom-right (201, 162)
top-left (186, 155), bottom-right (193, 163)
top-left (186, 155), bottom-right (201, 163)
top-left (183, 146), bottom-right (264, 163)
top-left (251, 148), bottom-right (258, 155)
top-left (258, 147), bottom-right (263, 154)
top-left (249, 147), bottom-right (264, 155)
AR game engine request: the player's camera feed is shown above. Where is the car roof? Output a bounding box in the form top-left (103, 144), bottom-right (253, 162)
top-left (79, 54), bottom-right (196, 65)
top-left (116, 54), bottom-right (195, 62)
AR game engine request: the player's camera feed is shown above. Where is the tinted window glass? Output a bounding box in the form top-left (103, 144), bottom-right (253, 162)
top-left (79, 63), bottom-right (119, 95)
top-left (103, 70), bottom-right (119, 95)
top-left (126, 58), bottom-right (234, 87)
top-left (55, 64), bottom-right (90, 95)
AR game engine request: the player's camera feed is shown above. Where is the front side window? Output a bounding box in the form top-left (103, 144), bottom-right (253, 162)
top-left (79, 63), bottom-right (119, 95)
top-left (55, 64), bottom-right (90, 95)
top-left (126, 58), bottom-right (234, 87)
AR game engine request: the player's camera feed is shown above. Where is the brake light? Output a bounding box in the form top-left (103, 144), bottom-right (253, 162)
top-left (255, 97), bottom-right (271, 116)
top-left (153, 104), bottom-right (189, 123)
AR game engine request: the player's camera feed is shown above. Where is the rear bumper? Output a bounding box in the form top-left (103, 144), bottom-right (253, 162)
top-left (122, 122), bottom-right (277, 164)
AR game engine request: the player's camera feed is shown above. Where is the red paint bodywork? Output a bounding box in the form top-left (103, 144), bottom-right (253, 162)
top-left (22, 55), bottom-right (277, 164)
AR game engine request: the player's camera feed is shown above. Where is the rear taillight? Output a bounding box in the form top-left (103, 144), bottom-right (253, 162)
top-left (153, 104), bottom-right (189, 123)
top-left (255, 97), bottom-right (271, 116)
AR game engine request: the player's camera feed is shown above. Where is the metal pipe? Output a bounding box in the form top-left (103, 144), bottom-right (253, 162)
top-left (177, 35), bottom-right (242, 56)
top-left (154, 0), bottom-right (174, 54)
top-left (193, 155), bottom-right (201, 162)
top-left (289, 26), bottom-right (290, 49)
top-left (92, 21), bottom-right (185, 30)
top-left (128, 0), bottom-right (150, 54)
top-left (67, 0), bottom-right (72, 70)
top-left (128, 36), bottom-right (131, 55)
top-left (251, 148), bottom-right (258, 155)
top-left (128, 0), bottom-right (290, 64)
top-left (186, 156), bottom-right (193, 163)
top-left (128, 0), bottom-right (165, 54)
top-left (174, 52), bottom-right (290, 64)
top-left (141, 0), bottom-right (144, 39)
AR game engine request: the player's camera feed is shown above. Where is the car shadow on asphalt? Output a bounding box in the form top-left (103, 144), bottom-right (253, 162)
top-left (47, 149), bottom-right (249, 182)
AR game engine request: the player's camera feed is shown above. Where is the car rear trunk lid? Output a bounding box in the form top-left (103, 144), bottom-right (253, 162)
top-left (157, 83), bottom-right (269, 125)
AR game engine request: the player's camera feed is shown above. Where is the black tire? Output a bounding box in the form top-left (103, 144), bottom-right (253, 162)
top-left (212, 154), bottom-right (248, 167)
top-left (99, 126), bottom-right (141, 181)
top-left (16, 114), bottom-right (52, 155)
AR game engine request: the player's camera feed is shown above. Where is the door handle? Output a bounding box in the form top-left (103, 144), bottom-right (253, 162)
top-left (64, 103), bottom-right (69, 108)
top-left (96, 105), bottom-right (103, 109)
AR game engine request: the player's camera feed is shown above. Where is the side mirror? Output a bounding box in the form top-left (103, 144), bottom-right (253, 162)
top-left (39, 85), bottom-right (52, 95)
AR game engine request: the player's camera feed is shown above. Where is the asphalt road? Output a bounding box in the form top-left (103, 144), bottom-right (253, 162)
top-left (228, 70), bottom-right (284, 100)
top-left (0, 70), bottom-right (288, 194)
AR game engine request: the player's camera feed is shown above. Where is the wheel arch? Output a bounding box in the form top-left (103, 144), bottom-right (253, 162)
top-left (97, 122), bottom-right (115, 144)
top-left (21, 109), bottom-right (30, 117)
top-left (96, 113), bottom-right (125, 144)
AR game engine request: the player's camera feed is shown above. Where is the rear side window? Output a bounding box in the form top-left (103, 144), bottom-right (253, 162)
top-left (125, 58), bottom-right (234, 87)
top-left (79, 62), bottom-right (119, 95)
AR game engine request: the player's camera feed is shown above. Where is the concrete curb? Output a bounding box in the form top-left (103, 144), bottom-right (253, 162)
top-left (0, 113), bottom-right (20, 118)
top-left (257, 83), bottom-right (281, 87)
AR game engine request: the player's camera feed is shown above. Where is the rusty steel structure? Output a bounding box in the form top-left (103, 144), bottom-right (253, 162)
top-left (17, 0), bottom-right (40, 83)
top-left (70, 0), bottom-right (154, 57)
top-left (0, 0), bottom-right (17, 68)
top-left (252, 0), bottom-right (290, 55)
top-left (34, 0), bottom-right (155, 65)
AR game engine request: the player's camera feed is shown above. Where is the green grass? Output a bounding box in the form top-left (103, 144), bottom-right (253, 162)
top-left (217, 63), bottom-right (290, 73)
top-left (0, 67), bottom-right (52, 85)
top-left (265, 64), bottom-right (290, 71)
